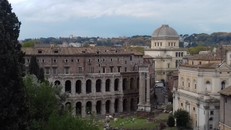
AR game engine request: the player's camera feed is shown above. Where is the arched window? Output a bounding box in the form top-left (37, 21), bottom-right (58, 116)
top-left (123, 78), bottom-right (127, 90)
top-left (76, 102), bottom-right (82, 115)
top-left (106, 100), bottom-right (110, 114)
top-left (65, 80), bottom-right (71, 93)
top-left (130, 78), bottom-right (134, 89)
top-left (221, 81), bottom-right (225, 90)
top-left (76, 80), bottom-right (81, 94)
top-left (86, 80), bottom-right (92, 93)
top-left (106, 79), bottom-right (110, 92)
top-left (96, 101), bottom-right (101, 114)
top-left (114, 78), bottom-right (119, 91)
top-left (96, 79), bottom-right (101, 92)
top-left (54, 80), bottom-right (60, 86)
top-left (206, 81), bottom-right (211, 92)
top-left (86, 101), bottom-right (92, 115)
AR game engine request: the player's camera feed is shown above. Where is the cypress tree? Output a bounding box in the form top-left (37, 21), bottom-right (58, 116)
top-left (28, 56), bottom-right (45, 81)
top-left (0, 0), bottom-right (28, 129)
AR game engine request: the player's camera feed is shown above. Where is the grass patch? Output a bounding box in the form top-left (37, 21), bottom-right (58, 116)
top-left (110, 117), bottom-right (158, 129)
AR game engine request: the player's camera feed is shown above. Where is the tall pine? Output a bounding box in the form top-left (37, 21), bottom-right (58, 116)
top-left (0, 0), bottom-right (28, 129)
top-left (28, 55), bottom-right (45, 81)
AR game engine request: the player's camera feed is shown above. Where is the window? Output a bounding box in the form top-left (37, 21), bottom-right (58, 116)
top-left (210, 111), bottom-right (214, 115)
top-left (124, 67), bottom-right (127, 72)
top-left (110, 66), bottom-right (113, 72)
top-left (64, 67), bottom-right (70, 74)
top-left (53, 59), bottom-right (57, 63)
top-left (102, 67), bottom-right (106, 73)
top-left (168, 63), bottom-right (170, 68)
top-left (130, 56), bottom-right (132, 61)
top-left (38, 50), bottom-right (42, 53)
top-left (221, 81), bottom-right (225, 90)
top-left (117, 66), bottom-right (121, 72)
top-left (54, 50), bottom-right (58, 53)
top-left (45, 67), bottom-right (50, 75)
top-left (90, 67), bottom-right (94, 73)
top-left (125, 60), bottom-right (127, 64)
top-left (64, 59), bottom-right (68, 63)
top-left (79, 67), bottom-right (83, 73)
top-left (52, 67), bottom-right (57, 75)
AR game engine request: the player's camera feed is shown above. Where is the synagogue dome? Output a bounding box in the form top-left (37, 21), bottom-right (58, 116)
top-left (152, 25), bottom-right (179, 40)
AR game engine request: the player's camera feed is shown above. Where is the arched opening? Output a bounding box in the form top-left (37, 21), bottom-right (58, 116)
top-left (76, 80), bottom-right (81, 94)
top-left (123, 78), bottom-right (127, 90)
top-left (114, 78), bottom-right (119, 91)
top-left (206, 81), bottom-right (211, 92)
top-left (137, 78), bottom-right (139, 89)
top-left (65, 102), bottom-right (71, 111)
top-left (114, 98), bottom-right (119, 113)
top-left (96, 79), bottom-right (101, 92)
top-left (123, 99), bottom-right (127, 112)
top-left (54, 80), bottom-right (61, 86)
top-left (65, 80), bottom-right (71, 93)
top-left (96, 101), bottom-right (101, 114)
top-left (106, 100), bottom-right (111, 114)
top-left (106, 79), bottom-right (110, 92)
top-left (221, 81), bottom-right (225, 90)
top-left (76, 102), bottom-right (82, 115)
top-left (130, 98), bottom-right (134, 111)
top-left (86, 101), bottom-right (92, 115)
top-left (130, 78), bottom-right (134, 89)
top-left (86, 80), bottom-right (92, 94)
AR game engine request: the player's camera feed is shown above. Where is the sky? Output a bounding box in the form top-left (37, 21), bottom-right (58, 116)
top-left (8, 0), bottom-right (231, 40)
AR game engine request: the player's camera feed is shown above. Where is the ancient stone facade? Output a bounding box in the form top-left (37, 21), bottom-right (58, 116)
top-left (23, 46), bottom-right (154, 117)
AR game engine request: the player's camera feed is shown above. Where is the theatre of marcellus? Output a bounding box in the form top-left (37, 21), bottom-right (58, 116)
top-left (23, 46), bottom-right (155, 117)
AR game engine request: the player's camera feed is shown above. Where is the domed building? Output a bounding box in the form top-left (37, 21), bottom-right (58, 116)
top-left (145, 25), bottom-right (188, 83)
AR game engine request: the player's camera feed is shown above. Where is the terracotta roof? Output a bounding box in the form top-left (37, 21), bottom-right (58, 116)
top-left (180, 62), bottom-right (220, 69)
top-left (219, 86), bottom-right (231, 96)
top-left (22, 47), bottom-right (143, 56)
top-left (143, 55), bottom-right (153, 59)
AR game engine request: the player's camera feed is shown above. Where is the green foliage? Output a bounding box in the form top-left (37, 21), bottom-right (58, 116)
top-left (167, 114), bottom-right (175, 127)
top-left (22, 40), bottom-right (37, 48)
top-left (23, 75), bottom-right (66, 130)
top-left (44, 113), bottom-right (99, 130)
top-left (174, 109), bottom-right (191, 129)
top-left (0, 0), bottom-right (28, 129)
top-left (188, 45), bottom-right (207, 55)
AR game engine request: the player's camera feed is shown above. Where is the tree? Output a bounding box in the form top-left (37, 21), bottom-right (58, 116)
top-left (0, 0), bottom-right (28, 129)
top-left (174, 109), bottom-right (191, 129)
top-left (28, 56), bottom-right (44, 81)
top-left (167, 114), bottom-right (175, 127)
top-left (23, 75), bottom-right (66, 130)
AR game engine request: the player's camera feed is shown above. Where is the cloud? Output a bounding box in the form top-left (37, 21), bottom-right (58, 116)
top-left (8, 0), bottom-right (231, 39)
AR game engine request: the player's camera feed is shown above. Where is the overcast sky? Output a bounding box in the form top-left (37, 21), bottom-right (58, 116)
top-left (8, 0), bottom-right (231, 40)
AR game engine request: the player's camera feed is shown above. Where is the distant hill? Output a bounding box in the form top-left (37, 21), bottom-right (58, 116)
top-left (21, 32), bottom-right (231, 48)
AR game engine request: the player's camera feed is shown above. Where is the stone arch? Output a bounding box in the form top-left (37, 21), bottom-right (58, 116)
top-left (130, 98), bottom-right (135, 111)
top-left (76, 80), bottom-right (81, 94)
top-left (123, 78), bottom-right (127, 90)
top-left (123, 99), bottom-right (127, 112)
top-left (86, 79), bottom-right (92, 94)
top-left (130, 78), bottom-right (134, 89)
top-left (221, 81), bottom-right (225, 90)
top-left (114, 98), bottom-right (119, 113)
top-left (54, 80), bottom-right (61, 86)
top-left (76, 102), bottom-right (82, 115)
top-left (96, 101), bottom-right (101, 114)
top-left (106, 100), bottom-right (111, 114)
top-left (137, 77), bottom-right (139, 89)
top-left (114, 78), bottom-right (119, 91)
top-left (106, 79), bottom-right (110, 92)
top-left (65, 102), bottom-right (71, 111)
top-left (86, 101), bottom-right (92, 115)
top-left (65, 80), bottom-right (71, 93)
top-left (96, 79), bottom-right (102, 92)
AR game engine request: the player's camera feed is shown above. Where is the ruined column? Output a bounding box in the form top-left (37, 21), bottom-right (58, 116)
top-left (101, 101), bottom-right (106, 115)
top-left (82, 100), bottom-right (86, 117)
top-left (118, 97), bottom-right (123, 112)
top-left (82, 79), bottom-right (86, 95)
top-left (110, 98), bottom-right (115, 114)
top-left (92, 78), bottom-right (96, 94)
top-left (102, 79), bottom-right (106, 93)
top-left (71, 79), bottom-right (75, 95)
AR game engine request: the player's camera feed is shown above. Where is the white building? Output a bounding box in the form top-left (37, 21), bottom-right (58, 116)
top-left (173, 52), bottom-right (231, 130)
top-left (145, 25), bottom-right (187, 82)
